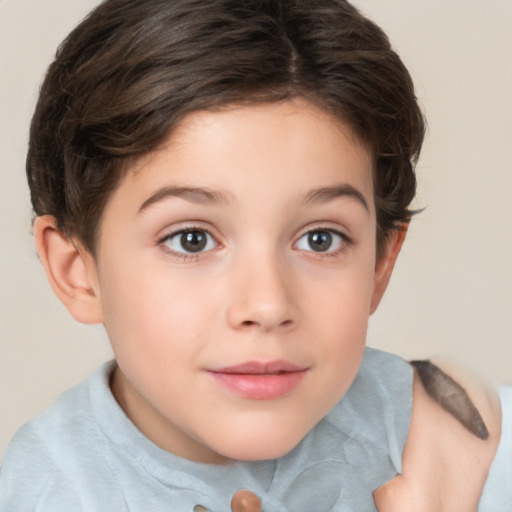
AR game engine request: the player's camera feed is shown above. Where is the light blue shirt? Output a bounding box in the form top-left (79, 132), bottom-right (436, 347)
top-left (479, 385), bottom-right (512, 511)
top-left (0, 348), bottom-right (509, 511)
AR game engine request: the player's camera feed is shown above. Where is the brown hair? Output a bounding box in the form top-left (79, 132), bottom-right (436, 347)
top-left (27, 0), bottom-right (425, 258)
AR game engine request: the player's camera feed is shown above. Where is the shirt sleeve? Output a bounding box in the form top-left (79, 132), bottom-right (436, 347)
top-left (478, 385), bottom-right (512, 512)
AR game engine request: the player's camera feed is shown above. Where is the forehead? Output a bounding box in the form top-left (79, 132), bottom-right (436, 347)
top-left (116, 99), bottom-right (375, 214)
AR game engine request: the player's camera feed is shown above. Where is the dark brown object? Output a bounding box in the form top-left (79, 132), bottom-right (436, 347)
top-left (231, 489), bottom-right (262, 512)
top-left (411, 360), bottom-right (489, 440)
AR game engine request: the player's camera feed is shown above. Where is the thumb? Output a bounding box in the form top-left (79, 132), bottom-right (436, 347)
top-left (373, 474), bottom-right (424, 512)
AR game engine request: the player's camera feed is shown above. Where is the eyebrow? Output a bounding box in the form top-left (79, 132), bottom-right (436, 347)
top-left (299, 184), bottom-right (370, 212)
top-left (138, 186), bottom-right (232, 214)
top-left (138, 183), bottom-right (369, 214)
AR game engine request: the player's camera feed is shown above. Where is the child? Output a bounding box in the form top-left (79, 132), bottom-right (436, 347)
top-left (0, 0), bottom-right (510, 510)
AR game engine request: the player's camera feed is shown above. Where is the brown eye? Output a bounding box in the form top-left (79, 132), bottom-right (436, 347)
top-left (162, 229), bottom-right (217, 254)
top-left (295, 229), bottom-right (346, 253)
top-left (181, 231), bottom-right (208, 252)
top-left (307, 231), bottom-right (332, 252)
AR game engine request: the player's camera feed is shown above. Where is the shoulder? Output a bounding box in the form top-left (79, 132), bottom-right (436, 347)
top-left (0, 421), bottom-right (83, 510)
top-left (1, 373), bottom-right (92, 466)
top-left (356, 347), bottom-right (413, 396)
top-left (3, 363), bottom-right (110, 456)
top-left (352, 348), bottom-right (413, 432)
top-left (325, 348), bottom-right (413, 474)
top-left (0, 363), bottom-right (113, 509)
top-left (336, 347), bottom-right (414, 412)
top-left (374, 359), bottom-right (502, 512)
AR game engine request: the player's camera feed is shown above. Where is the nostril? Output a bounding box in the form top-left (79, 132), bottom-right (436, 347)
top-left (240, 319), bottom-right (293, 329)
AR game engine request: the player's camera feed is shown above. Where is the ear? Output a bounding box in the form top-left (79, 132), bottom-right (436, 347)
top-left (33, 215), bottom-right (103, 324)
top-left (370, 224), bottom-right (408, 314)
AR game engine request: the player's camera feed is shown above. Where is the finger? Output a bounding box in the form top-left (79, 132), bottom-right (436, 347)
top-left (231, 489), bottom-right (262, 512)
top-left (373, 475), bottom-right (416, 512)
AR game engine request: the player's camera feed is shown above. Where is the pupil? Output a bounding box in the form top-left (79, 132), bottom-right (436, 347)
top-left (308, 231), bottom-right (332, 252)
top-left (181, 231), bottom-right (207, 252)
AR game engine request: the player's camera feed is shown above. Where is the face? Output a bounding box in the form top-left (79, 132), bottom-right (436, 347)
top-left (90, 99), bottom-right (382, 464)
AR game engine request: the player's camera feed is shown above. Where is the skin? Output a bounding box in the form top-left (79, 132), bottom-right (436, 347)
top-left (374, 361), bottom-right (501, 512)
top-left (33, 99), bottom-right (500, 507)
top-left (35, 99), bottom-right (401, 464)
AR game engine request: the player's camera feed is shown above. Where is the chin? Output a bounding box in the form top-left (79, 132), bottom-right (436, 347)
top-left (214, 425), bottom-right (307, 462)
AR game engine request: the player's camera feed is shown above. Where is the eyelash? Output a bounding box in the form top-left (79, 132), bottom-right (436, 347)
top-left (157, 226), bottom-right (352, 262)
top-left (294, 227), bottom-right (352, 257)
top-left (157, 226), bottom-right (219, 262)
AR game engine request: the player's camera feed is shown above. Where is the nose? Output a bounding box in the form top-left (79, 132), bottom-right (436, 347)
top-left (226, 251), bottom-right (298, 333)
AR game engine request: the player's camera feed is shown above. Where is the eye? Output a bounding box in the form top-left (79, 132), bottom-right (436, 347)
top-left (295, 229), bottom-right (347, 253)
top-left (161, 229), bottom-right (217, 254)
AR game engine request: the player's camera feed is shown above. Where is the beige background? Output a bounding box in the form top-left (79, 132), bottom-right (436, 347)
top-left (1, 0), bottom-right (511, 460)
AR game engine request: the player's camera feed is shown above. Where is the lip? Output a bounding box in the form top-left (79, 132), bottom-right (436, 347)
top-left (207, 360), bottom-right (308, 400)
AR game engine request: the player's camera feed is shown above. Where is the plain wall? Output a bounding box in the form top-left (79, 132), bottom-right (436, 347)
top-left (1, 0), bottom-right (511, 460)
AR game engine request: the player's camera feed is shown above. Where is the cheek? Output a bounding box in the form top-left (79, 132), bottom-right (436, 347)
top-left (316, 293), bottom-right (369, 376)
top-left (303, 262), bottom-right (375, 394)
top-left (99, 262), bottom-right (213, 360)
top-left (304, 259), bottom-right (375, 333)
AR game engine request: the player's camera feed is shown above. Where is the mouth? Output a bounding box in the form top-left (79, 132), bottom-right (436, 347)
top-left (207, 360), bottom-right (309, 400)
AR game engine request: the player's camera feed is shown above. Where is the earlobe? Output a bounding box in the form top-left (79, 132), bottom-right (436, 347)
top-left (33, 215), bottom-right (103, 324)
top-left (370, 224), bottom-right (408, 314)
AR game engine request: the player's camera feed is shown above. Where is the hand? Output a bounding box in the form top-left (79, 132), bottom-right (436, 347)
top-left (373, 364), bottom-right (501, 512)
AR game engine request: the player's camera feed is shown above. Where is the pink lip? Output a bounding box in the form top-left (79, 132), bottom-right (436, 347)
top-left (207, 360), bottom-right (308, 400)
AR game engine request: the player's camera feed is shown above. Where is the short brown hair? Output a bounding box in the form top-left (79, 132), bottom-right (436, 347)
top-left (27, 0), bottom-right (425, 257)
